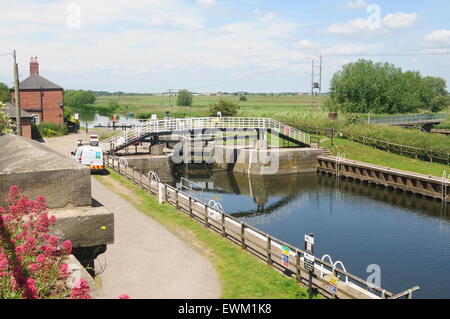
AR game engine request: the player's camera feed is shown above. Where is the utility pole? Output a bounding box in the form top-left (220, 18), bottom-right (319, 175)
top-left (13, 50), bottom-right (22, 136)
top-left (167, 89), bottom-right (175, 106)
top-left (319, 55), bottom-right (323, 109)
top-left (311, 56), bottom-right (323, 109)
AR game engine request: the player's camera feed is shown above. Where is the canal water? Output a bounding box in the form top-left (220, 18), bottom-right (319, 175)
top-left (75, 110), bottom-right (142, 127)
top-left (175, 166), bottom-right (450, 299)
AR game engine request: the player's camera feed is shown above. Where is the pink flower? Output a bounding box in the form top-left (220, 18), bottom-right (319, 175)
top-left (23, 277), bottom-right (39, 299)
top-left (29, 263), bottom-right (40, 274)
top-left (61, 241), bottom-right (73, 254)
top-left (36, 254), bottom-right (46, 263)
top-left (71, 279), bottom-right (92, 299)
top-left (59, 263), bottom-right (71, 278)
top-left (48, 236), bottom-right (59, 247)
top-left (118, 294), bottom-right (130, 299)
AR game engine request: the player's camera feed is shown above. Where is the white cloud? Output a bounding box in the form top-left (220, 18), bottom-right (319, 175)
top-left (294, 40), bottom-right (319, 50)
top-left (322, 12), bottom-right (418, 35)
top-left (196, 0), bottom-right (218, 7)
top-left (344, 0), bottom-right (368, 10)
top-left (383, 13), bottom-right (418, 28)
top-left (421, 29), bottom-right (450, 47)
top-left (322, 18), bottom-right (372, 34)
top-left (323, 43), bottom-right (365, 55)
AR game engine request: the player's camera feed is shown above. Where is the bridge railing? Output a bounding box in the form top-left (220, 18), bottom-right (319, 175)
top-left (367, 113), bottom-right (446, 126)
top-left (100, 117), bottom-right (311, 153)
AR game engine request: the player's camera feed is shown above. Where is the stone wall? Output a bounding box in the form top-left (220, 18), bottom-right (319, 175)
top-left (0, 134), bottom-right (91, 208)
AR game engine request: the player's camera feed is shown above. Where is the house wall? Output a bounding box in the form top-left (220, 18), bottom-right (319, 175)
top-left (14, 89), bottom-right (64, 125)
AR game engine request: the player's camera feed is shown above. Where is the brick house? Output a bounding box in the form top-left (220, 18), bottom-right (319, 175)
top-left (10, 57), bottom-right (64, 126)
top-left (4, 102), bottom-right (34, 139)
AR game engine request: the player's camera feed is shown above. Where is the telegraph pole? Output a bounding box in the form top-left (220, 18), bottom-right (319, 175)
top-left (311, 55), bottom-right (323, 109)
top-left (167, 89), bottom-right (175, 106)
top-left (13, 50), bottom-right (22, 136)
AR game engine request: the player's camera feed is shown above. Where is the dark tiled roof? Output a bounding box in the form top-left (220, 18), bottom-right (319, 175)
top-left (18, 74), bottom-right (62, 90)
top-left (4, 102), bottom-right (35, 118)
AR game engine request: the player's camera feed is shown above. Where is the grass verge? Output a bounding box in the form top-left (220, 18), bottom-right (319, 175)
top-left (321, 138), bottom-right (449, 177)
top-left (95, 170), bottom-right (316, 299)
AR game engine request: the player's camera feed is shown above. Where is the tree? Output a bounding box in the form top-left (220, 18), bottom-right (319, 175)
top-left (239, 95), bottom-right (247, 101)
top-left (63, 90), bottom-right (96, 107)
top-left (176, 89), bottom-right (193, 106)
top-left (209, 99), bottom-right (240, 116)
top-left (0, 102), bottom-right (14, 135)
top-left (329, 59), bottom-right (447, 114)
top-left (430, 96), bottom-right (449, 112)
top-left (0, 82), bottom-right (10, 103)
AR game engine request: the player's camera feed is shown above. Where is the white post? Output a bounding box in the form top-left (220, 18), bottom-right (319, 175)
top-left (158, 183), bottom-right (165, 204)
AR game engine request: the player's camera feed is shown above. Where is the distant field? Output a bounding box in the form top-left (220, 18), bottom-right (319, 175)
top-left (94, 94), bottom-right (325, 118)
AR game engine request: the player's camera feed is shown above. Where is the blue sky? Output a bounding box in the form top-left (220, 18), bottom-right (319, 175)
top-left (0, 0), bottom-right (449, 93)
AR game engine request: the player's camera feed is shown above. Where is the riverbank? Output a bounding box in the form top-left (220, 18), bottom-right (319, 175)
top-left (320, 138), bottom-right (449, 178)
top-left (95, 170), bottom-right (315, 299)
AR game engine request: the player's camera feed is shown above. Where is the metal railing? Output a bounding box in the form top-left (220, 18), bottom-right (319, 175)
top-left (367, 113), bottom-right (446, 126)
top-left (99, 117), bottom-right (311, 153)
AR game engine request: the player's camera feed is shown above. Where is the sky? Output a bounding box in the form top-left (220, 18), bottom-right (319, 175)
top-left (0, 0), bottom-right (449, 93)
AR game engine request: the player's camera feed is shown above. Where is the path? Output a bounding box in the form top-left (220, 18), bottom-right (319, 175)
top-left (45, 133), bottom-right (221, 299)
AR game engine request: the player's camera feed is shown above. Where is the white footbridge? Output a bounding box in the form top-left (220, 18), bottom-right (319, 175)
top-left (99, 117), bottom-right (312, 154)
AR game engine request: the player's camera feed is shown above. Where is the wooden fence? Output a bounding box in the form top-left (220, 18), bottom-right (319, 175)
top-left (286, 124), bottom-right (450, 165)
top-left (104, 155), bottom-right (420, 299)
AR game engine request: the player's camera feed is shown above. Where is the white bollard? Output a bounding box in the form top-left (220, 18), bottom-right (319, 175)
top-left (158, 183), bottom-right (165, 204)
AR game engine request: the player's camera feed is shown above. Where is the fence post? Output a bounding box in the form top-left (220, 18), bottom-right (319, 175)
top-left (266, 236), bottom-right (272, 265)
top-left (221, 213), bottom-right (226, 237)
top-left (204, 205), bottom-right (208, 227)
top-left (240, 223), bottom-right (246, 249)
top-left (175, 189), bottom-right (179, 209)
top-left (189, 197), bottom-right (193, 217)
top-left (295, 250), bottom-right (301, 283)
top-left (112, 157), bottom-right (115, 170)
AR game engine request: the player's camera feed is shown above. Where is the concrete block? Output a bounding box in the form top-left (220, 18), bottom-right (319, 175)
top-left (0, 134), bottom-right (92, 209)
top-left (49, 206), bottom-right (114, 248)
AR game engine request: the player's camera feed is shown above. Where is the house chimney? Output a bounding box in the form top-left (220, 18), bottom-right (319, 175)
top-left (30, 57), bottom-right (39, 75)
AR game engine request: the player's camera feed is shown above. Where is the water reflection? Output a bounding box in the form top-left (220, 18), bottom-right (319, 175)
top-left (175, 166), bottom-right (450, 298)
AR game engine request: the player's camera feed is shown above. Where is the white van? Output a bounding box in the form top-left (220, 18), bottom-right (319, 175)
top-left (72, 145), bottom-right (105, 173)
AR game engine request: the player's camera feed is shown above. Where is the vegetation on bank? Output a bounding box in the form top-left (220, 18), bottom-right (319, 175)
top-left (95, 170), bottom-right (315, 299)
top-left (321, 137), bottom-right (449, 177)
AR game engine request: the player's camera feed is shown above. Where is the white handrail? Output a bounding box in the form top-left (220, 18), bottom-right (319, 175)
top-left (100, 117), bottom-right (311, 153)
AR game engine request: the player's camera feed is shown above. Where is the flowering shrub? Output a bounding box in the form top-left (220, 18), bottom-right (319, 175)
top-left (0, 186), bottom-right (91, 299)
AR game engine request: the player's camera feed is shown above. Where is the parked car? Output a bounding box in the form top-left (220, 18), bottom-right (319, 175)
top-left (71, 145), bottom-right (105, 173)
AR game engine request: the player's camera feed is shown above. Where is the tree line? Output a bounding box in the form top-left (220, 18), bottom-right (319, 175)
top-left (328, 59), bottom-right (449, 114)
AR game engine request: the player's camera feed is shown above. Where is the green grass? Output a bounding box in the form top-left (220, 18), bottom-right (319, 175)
top-left (321, 138), bottom-right (449, 177)
top-left (93, 94), bottom-right (321, 119)
top-left (95, 170), bottom-right (316, 299)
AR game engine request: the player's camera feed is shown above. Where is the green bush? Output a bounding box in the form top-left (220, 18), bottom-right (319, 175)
top-left (176, 89), bottom-right (193, 106)
top-left (36, 122), bottom-right (68, 137)
top-left (239, 96), bottom-right (248, 101)
top-left (209, 99), bottom-right (240, 117)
